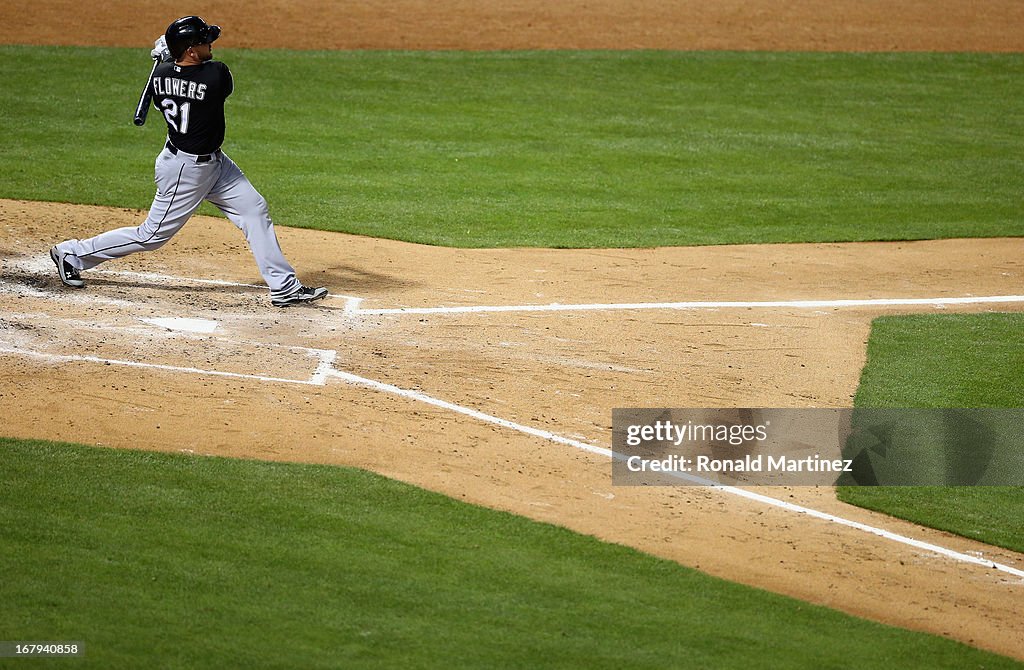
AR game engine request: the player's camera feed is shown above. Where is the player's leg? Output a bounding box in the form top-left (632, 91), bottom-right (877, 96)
top-left (53, 148), bottom-right (214, 272)
top-left (204, 153), bottom-right (304, 300)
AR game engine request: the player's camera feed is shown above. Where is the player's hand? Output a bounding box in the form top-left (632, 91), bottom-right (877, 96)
top-left (151, 35), bottom-right (172, 62)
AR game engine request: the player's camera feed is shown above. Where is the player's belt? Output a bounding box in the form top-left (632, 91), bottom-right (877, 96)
top-left (165, 141), bottom-right (220, 163)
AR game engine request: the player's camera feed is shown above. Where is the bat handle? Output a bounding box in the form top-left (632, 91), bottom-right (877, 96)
top-left (133, 58), bottom-right (161, 126)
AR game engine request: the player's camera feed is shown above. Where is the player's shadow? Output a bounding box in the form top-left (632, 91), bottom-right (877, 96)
top-left (84, 264), bottom-right (418, 295)
top-left (301, 263), bottom-right (420, 293)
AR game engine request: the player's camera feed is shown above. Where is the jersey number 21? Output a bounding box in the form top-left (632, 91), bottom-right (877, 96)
top-left (161, 100), bottom-right (191, 134)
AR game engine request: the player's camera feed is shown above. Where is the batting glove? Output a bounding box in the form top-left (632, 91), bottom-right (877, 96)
top-left (151, 36), bottom-right (172, 62)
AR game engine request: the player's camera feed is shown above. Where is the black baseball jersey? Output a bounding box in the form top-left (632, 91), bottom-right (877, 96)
top-left (150, 60), bottom-right (233, 154)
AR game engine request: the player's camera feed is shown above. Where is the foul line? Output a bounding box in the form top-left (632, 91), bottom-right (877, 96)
top-left (323, 368), bottom-right (1024, 580)
top-left (0, 346), bottom-right (332, 387)
top-left (74, 268), bottom-right (1024, 318)
top-left (356, 295), bottom-right (1024, 316)
top-left (324, 368), bottom-right (609, 456)
top-left (651, 467), bottom-right (1024, 580)
top-left (2, 340), bottom-right (1021, 581)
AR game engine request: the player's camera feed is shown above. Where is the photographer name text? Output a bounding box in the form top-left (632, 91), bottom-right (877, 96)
top-left (625, 453), bottom-right (854, 473)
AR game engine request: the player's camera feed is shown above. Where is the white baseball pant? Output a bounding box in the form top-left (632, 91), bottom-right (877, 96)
top-left (55, 144), bottom-right (302, 299)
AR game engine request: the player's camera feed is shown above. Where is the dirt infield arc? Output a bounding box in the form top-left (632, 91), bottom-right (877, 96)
top-left (4, 0), bottom-right (1024, 51)
top-left (1, 200), bottom-right (1023, 659)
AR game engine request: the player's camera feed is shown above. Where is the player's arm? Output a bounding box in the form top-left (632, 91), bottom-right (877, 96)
top-left (222, 63), bottom-right (234, 99)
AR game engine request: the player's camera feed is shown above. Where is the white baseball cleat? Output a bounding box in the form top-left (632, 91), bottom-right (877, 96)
top-left (272, 285), bottom-right (328, 308)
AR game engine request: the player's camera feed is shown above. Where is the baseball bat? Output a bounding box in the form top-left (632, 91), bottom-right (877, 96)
top-left (133, 58), bottom-right (161, 126)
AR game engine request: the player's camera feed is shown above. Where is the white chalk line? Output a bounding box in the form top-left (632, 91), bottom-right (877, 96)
top-left (323, 368), bottom-right (610, 457)
top-left (0, 348), bottom-right (323, 385)
top-left (647, 467), bottom-right (1024, 579)
top-left (6, 268), bottom-right (1024, 580)
top-left (355, 295), bottom-right (1024, 316)
top-left (310, 349), bottom-right (338, 385)
top-left (6, 341), bottom-right (1017, 580)
top-left (323, 367), bottom-right (1024, 580)
top-left (42, 265), bottom-right (1024, 317)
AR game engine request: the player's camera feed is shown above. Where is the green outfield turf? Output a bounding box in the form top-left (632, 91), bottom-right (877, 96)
top-left (838, 313), bottom-right (1024, 553)
top-left (1, 438), bottom-right (1018, 669)
top-left (2, 46), bottom-right (1022, 247)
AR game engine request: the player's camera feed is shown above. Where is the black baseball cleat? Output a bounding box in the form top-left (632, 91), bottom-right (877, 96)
top-left (272, 285), bottom-right (328, 308)
top-left (50, 247), bottom-right (84, 288)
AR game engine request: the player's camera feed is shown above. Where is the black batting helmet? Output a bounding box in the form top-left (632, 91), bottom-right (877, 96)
top-left (165, 16), bottom-right (221, 60)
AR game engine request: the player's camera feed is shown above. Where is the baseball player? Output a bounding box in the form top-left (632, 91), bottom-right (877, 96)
top-left (50, 16), bottom-right (328, 308)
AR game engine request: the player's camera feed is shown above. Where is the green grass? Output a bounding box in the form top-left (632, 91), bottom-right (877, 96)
top-left (838, 313), bottom-right (1024, 552)
top-left (854, 314), bottom-right (1024, 408)
top-left (2, 47), bottom-right (1023, 247)
top-left (1, 439), bottom-right (1018, 668)
top-left (839, 485), bottom-right (1024, 554)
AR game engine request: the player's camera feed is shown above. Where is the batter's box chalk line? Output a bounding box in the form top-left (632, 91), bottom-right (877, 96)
top-left (0, 345), bottom-right (335, 387)
top-left (42, 264), bottom-right (1024, 317)
top-left (354, 294), bottom-right (1024, 316)
top-left (0, 340), bottom-right (1021, 582)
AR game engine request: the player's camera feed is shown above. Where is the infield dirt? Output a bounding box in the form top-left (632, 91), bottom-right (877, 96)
top-left (2, 0), bottom-right (1023, 661)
